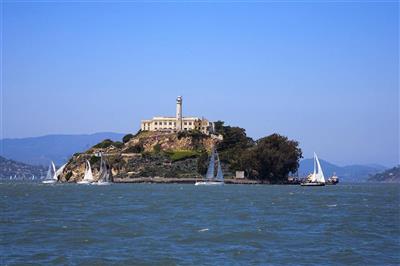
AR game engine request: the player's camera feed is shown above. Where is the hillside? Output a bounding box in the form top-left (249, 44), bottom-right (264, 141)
top-left (298, 158), bottom-right (386, 182)
top-left (368, 166), bottom-right (400, 183)
top-left (59, 131), bottom-right (218, 182)
top-left (0, 132), bottom-right (125, 166)
top-left (0, 156), bottom-right (46, 179)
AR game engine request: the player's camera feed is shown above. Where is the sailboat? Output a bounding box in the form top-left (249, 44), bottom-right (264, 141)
top-left (93, 155), bottom-right (111, 185)
top-left (42, 161), bottom-right (57, 184)
top-left (301, 152), bottom-right (325, 186)
top-left (77, 160), bottom-right (94, 184)
top-left (195, 148), bottom-right (224, 186)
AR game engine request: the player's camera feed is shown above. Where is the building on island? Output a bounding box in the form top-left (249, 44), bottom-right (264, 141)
top-left (140, 96), bottom-right (214, 135)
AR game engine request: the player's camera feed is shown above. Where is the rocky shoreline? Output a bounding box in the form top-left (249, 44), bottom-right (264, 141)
top-left (113, 177), bottom-right (262, 184)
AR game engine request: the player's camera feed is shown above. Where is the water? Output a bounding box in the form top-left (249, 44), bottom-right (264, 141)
top-left (1, 182), bottom-right (399, 265)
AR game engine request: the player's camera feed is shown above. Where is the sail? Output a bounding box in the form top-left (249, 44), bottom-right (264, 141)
top-left (55, 163), bottom-right (66, 180)
top-left (98, 155), bottom-right (110, 182)
top-left (45, 164), bottom-right (53, 180)
top-left (205, 148), bottom-right (215, 179)
top-left (215, 152), bottom-right (224, 181)
top-left (83, 160), bottom-right (94, 182)
top-left (314, 153), bottom-right (325, 183)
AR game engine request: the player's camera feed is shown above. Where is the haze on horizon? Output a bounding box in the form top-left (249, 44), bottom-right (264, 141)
top-left (1, 2), bottom-right (398, 167)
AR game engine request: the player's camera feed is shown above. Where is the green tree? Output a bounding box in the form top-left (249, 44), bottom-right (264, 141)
top-left (122, 134), bottom-right (134, 143)
top-left (249, 134), bottom-right (302, 183)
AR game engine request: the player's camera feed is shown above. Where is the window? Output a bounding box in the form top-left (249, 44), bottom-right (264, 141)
top-left (184, 122), bottom-right (187, 125)
top-left (164, 122), bottom-right (167, 125)
top-left (189, 122), bottom-right (192, 126)
top-left (169, 122), bottom-right (172, 125)
top-left (155, 127), bottom-right (158, 130)
top-left (155, 122), bottom-right (158, 125)
top-left (184, 128), bottom-right (187, 131)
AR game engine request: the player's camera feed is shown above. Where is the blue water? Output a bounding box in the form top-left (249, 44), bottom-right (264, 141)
top-left (1, 182), bottom-right (399, 265)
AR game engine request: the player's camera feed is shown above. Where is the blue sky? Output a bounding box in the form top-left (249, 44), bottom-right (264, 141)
top-left (2, 1), bottom-right (399, 166)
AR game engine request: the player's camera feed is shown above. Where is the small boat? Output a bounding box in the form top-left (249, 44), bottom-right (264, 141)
top-left (77, 160), bottom-right (94, 184)
top-left (301, 153), bottom-right (325, 186)
top-left (42, 161), bottom-right (57, 184)
top-left (92, 154), bottom-right (111, 185)
top-left (327, 173), bottom-right (339, 185)
top-left (195, 148), bottom-right (224, 186)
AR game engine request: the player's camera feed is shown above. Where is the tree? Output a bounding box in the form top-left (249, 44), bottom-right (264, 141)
top-left (249, 134), bottom-right (302, 183)
top-left (122, 134), bottom-right (134, 143)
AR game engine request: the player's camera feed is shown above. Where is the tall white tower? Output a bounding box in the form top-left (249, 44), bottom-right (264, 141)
top-left (176, 96), bottom-right (183, 131)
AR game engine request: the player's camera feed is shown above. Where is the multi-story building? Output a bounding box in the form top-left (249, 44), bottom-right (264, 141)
top-left (140, 96), bottom-right (214, 134)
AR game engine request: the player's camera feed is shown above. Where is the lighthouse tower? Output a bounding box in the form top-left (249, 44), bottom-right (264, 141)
top-left (176, 96), bottom-right (183, 131)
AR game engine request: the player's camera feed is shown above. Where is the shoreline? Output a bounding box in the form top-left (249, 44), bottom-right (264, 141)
top-left (113, 177), bottom-right (263, 184)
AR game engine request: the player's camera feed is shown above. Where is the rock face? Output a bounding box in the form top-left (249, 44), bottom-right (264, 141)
top-left (59, 131), bottom-right (219, 183)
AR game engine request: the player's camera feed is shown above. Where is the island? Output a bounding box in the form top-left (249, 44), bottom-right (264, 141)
top-left (59, 96), bottom-right (302, 184)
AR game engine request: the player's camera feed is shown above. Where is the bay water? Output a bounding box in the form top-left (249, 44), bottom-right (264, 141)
top-left (1, 182), bottom-right (399, 265)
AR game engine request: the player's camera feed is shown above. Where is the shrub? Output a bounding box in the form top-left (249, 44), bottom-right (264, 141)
top-left (125, 144), bottom-right (144, 154)
top-left (167, 150), bottom-right (199, 162)
top-left (123, 134), bottom-right (134, 143)
top-left (153, 144), bottom-right (162, 153)
top-left (93, 139), bottom-right (114, 149)
top-left (113, 141), bottom-right (124, 148)
top-left (89, 155), bottom-right (101, 166)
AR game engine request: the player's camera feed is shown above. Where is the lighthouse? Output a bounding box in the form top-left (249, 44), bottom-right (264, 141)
top-left (176, 96), bottom-right (183, 131)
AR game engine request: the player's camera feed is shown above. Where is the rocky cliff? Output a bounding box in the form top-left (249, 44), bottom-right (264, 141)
top-left (59, 131), bottom-right (220, 183)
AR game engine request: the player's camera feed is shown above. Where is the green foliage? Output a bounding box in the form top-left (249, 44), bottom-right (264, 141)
top-left (89, 155), bottom-right (101, 166)
top-left (65, 171), bottom-right (73, 180)
top-left (93, 139), bottom-right (114, 149)
top-left (125, 144), bottom-right (144, 153)
top-left (177, 130), bottom-right (206, 140)
top-left (122, 134), bottom-right (134, 143)
top-left (153, 144), bottom-right (162, 153)
top-left (166, 150), bottom-right (199, 162)
top-left (214, 121), bottom-right (302, 183)
top-left (197, 151), bottom-right (209, 175)
top-left (247, 134), bottom-right (302, 182)
top-left (113, 141), bottom-right (124, 149)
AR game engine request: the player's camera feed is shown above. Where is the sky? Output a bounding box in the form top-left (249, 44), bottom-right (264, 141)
top-left (1, 1), bottom-right (399, 167)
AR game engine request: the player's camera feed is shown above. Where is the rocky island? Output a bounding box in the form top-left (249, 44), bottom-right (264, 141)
top-left (59, 96), bottom-right (302, 184)
top-left (59, 123), bottom-right (302, 184)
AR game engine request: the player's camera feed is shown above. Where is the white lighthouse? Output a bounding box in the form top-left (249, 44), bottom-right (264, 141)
top-left (176, 96), bottom-right (183, 131)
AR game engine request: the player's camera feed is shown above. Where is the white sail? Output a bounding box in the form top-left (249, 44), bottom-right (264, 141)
top-left (314, 153), bottom-right (325, 183)
top-left (45, 163), bottom-right (53, 180)
top-left (98, 155), bottom-right (110, 183)
top-left (215, 152), bottom-right (224, 181)
top-left (83, 160), bottom-right (94, 182)
top-left (55, 163), bottom-right (66, 180)
top-left (205, 148), bottom-right (215, 179)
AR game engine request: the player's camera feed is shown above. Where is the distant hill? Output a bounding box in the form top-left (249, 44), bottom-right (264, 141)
top-left (0, 156), bottom-right (46, 179)
top-left (0, 132), bottom-right (126, 166)
top-left (368, 166), bottom-right (400, 183)
top-left (299, 158), bottom-right (387, 182)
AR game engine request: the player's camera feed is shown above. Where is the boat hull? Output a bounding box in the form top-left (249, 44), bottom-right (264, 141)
top-left (77, 180), bottom-right (92, 184)
top-left (92, 182), bottom-right (111, 186)
top-left (300, 182), bottom-right (325, 186)
top-left (42, 180), bottom-right (57, 184)
top-left (195, 181), bottom-right (224, 186)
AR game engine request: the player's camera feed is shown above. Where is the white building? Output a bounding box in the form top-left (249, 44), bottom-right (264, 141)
top-left (140, 96), bottom-right (214, 134)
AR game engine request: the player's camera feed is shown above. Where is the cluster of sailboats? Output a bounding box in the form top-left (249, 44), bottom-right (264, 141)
top-left (42, 154), bottom-right (111, 185)
top-left (40, 146), bottom-right (335, 187)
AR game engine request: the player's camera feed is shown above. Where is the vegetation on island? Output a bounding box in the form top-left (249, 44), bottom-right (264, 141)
top-left (61, 122), bottom-right (302, 183)
top-left (214, 121), bottom-right (302, 183)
